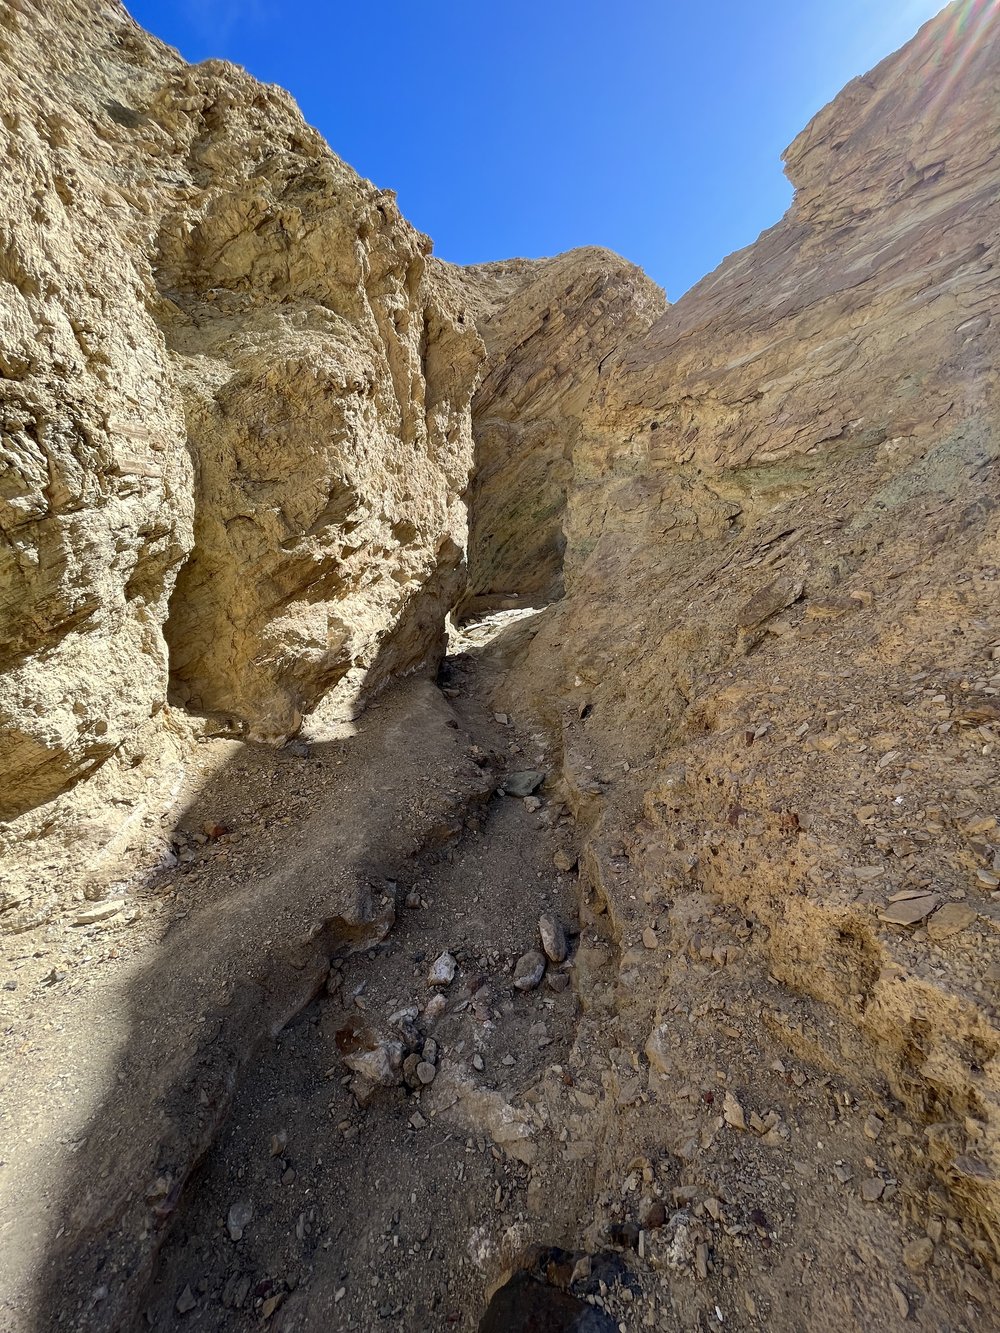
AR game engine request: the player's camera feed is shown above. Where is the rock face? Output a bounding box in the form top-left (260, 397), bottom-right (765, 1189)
top-left (499, 0), bottom-right (1000, 1244)
top-left (0, 0), bottom-right (481, 913)
top-left (453, 251), bottom-right (665, 616)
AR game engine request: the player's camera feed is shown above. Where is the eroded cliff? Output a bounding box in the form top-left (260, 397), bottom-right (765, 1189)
top-left (0, 0), bottom-right (482, 928)
top-left (494, 0), bottom-right (1000, 1299)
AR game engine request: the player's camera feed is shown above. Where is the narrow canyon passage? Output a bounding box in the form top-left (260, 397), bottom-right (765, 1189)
top-left (130, 613), bottom-right (592, 1331)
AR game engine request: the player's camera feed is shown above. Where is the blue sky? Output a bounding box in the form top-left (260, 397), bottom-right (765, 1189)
top-left (127, 1), bottom-right (946, 298)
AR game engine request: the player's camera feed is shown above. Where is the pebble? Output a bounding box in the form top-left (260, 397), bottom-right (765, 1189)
top-left (269, 1131), bottom-right (287, 1158)
top-left (176, 1285), bottom-right (197, 1315)
top-left (72, 899), bottom-right (125, 927)
top-left (421, 1038), bottom-right (438, 1064)
top-left (405, 890), bottom-right (422, 909)
top-left (863, 1114), bottom-right (883, 1141)
top-left (723, 1092), bottom-right (746, 1131)
top-left (642, 927), bottom-right (658, 951)
top-left (553, 849), bottom-right (578, 873)
top-left (902, 1237), bottom-right (934, 1271)
top-left (547, 971), bottom-right (570, 993)
top-left (504, 770), bottom-right (545, 797)
top-left (416, 1061), bottom-right (436, 1085)
top-left (860, 1177), bottom-right (884, 1202)
top-left (878, 894), bottom-right (939, 926)
top-left (428, 952), bottom-right (457, 987)
top-left (227, 1199), bottom-right (253, 1241)
top-left (927, 903), bottom-right (977, 939)
top-left (523, 796), bottom-right (542, 812)
top-left (538, 912), bottom-right (568, 963)
top-left (473, 1054), bottom-right (485, 1071)
top-left (513, 949), bottom-right (546, 990)
top-left (424, 993), bottom-right (448, 1021)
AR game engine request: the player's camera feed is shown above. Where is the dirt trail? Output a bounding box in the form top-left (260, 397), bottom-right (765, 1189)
top-left (132, 611), bottom-right (587, 1330)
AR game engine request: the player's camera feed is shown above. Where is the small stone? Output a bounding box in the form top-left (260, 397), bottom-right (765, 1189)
top-left (409, 1111), bottom-right (427, 1130)
top-left (539, 912), bottom-right (568, 963)
top-left (554, 849), bottom-right (577, 873)
top-left (547, 970), bottom-right (570, 993)
top-left (723, 1092), bottom-right (747, 1131)
top-left (261, 1292), bottom-right (285, 1319)
top-left (927, 903), bottom-right (977, 939)
top-left (416, 1061), bottom-right (436, 1085)
top-left (405, 890), bottom-right (422, 909)
top-left (344, 1039), bottom-right (403, 1086)
top-left (227, 1199), bottom-right (253, 1242)
top-left (878, 894), bottom-right (939, 926)
top-left (269, 1131), bottom-right (287, 1158)
top-left (513, 949), bottom-right (546, 990)
top-left (473, 1054), bottom-right (485, 1072)
top-left (861, 1177), bottom-right (884, 1202)
top-left (494, 712), bottom-right (509, 725)
top-left (642, 927), bottom-right (658, 951)
top-left (202, 821), bottom-right (228, 839)
top-left (641, 1201), bottom-right (666, 1229)
top-left (176, 1285), bottom-right (197, 1315)
top-left (424, 993), bottom-right (447, 1021)
top-left (403, 1053), bottom-right (422, 1089)
top-left (902, 1237), bottom-right (934, 1272)
top-left (504, 771), bottom-right (545, 797)
top-left (72, 899), bottom-right (125, 926)
top-left (890, 1283), bottom-right (910, 1319)
top-left (523, 796), bottom-right (542, 812)
top-left (421, 1038), bottom-right (438, 1064)
top-left (428, 952), bottom-right (457, 986)
top-left (863, 1114), bottom-right (884, 1141)
top-left (502, 1054), bottom-right (516, 1066)
top-left (281, 1167), bottom-right (296, 1186)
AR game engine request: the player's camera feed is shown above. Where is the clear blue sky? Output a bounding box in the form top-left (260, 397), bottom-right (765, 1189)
top-left (126, 1), bottom-right (945, 298)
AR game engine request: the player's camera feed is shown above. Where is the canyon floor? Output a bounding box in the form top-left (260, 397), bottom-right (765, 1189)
top-left (3, 609), bottom-right (995, 1332)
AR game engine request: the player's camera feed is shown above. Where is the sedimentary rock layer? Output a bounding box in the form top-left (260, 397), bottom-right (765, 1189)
top-left (501, 0), bottom-right (1000, 1249)
top-left (451, 251), bottom-right (666, 615)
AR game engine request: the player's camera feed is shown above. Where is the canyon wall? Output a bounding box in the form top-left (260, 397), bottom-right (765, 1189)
top-left (0, 0), bottom-right (482, 925)
top-left (446, 251), bottom-right (666, 615)
top-left (494, 0), bottom-right (1000, 1256)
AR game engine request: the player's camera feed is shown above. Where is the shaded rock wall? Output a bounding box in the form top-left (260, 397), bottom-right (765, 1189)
top-left (498, 0), bottom-right (1000, 1242)
top-left (451, 251), bottom-right (665, 616)
top-left (0, 0), bottom-right (482, 910)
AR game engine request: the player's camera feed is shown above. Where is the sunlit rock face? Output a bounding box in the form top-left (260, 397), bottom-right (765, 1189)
top-left (499, 0), bottom-right (1000, 1241)
top-left (0, 0), bottom-right (482, 865)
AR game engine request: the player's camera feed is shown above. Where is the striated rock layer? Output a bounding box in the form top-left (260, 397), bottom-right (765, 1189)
top-left (497, 0), bottom-right (1000, 1273)
top-left (446, 251), bottom-right (666, 616)
top-left (0, 0), bottom-right (482, 924)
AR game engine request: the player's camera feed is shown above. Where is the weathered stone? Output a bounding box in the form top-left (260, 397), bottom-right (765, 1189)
top-left (538, 912), bottom-right (568, 963)
top-left (513, 950), bottom-right (546, 991)
top-left (504, 771), bottom-right (546, 798)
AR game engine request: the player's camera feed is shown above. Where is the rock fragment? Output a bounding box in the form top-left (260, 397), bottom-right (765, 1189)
top-left (723, 1092), bottom-right (747, 1131)
top-left (902, 1237), bottom-right (934, 1272)
top-left (504, 771), bottom-right (545, 797)
top-left (513, 950), bottom-right (546, 990)
top-left (538, 912), bottom-right (568, 963)
top-left (72, 899), bottom-right (125, 927)
top-left (227, 1199), bottom-right (253, 1242)
top-left (428, 952), bottom-right (457, 986)
top-left (878, 894), bottom-right (939, 926)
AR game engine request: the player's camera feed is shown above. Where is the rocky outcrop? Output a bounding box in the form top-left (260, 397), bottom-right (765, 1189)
top-left (499, 0), bottom-right (1000, 1255)
top-left (0, 0), bottom-right (482, 921)
top-left (453, 251), bottom-right (665, 615)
